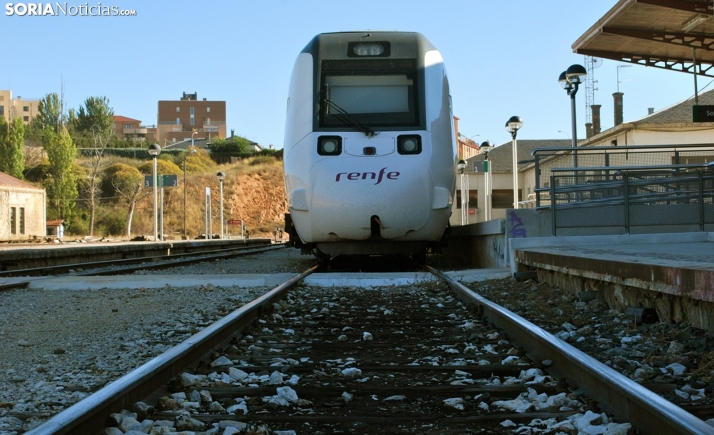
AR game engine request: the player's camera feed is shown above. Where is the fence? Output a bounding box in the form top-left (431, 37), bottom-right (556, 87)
top-left (531, 145), bottom-right (714, 236)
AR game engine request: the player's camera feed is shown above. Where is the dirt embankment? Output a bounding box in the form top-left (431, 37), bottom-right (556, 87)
top-left (224, 171), bottom-right (287, 232)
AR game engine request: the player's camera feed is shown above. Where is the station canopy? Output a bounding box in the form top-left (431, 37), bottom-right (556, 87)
top-left (573, 0), bottom-right (714, 77)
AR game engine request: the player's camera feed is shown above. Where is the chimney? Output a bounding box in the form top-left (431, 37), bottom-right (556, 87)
top-left (591, 104), bottom-right (601, 135)
top-left (613, 92), bottom-right (624, 126)
top-left (648, 107), bottom-right (654, 115)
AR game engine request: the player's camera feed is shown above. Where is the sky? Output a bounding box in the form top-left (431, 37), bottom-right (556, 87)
top-left (2, 0), bottom-right (706, 149)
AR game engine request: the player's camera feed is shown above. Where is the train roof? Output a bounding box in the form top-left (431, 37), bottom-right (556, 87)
top-left (301, 31), bottom-right (438, 56)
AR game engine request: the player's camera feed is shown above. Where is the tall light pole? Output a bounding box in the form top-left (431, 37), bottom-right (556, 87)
top-left (457, 159), bottom-right (467, 225)
top-left (505, 116), bottom-right (523, 210)
top-left (217, 171), bottom-right (225, 239)
top-left (559, 64), bottom-right (587, 167)
top-left (148, 143), bottom-right (161, 241)
top-left (183, 148), bottom-right (196, 240)
top-left (480, 141), bottom-right (494, 221)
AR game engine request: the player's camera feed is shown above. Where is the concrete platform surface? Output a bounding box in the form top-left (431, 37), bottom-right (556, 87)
top-left (0, 268), bottom-right (512, 291)
top-left (510, 232), bottom-right (714, 302)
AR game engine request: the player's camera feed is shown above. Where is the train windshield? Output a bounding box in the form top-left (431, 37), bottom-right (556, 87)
top-left (320, 60), bottom-right (419, 130)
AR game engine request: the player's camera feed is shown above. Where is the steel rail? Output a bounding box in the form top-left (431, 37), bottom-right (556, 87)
top-left (23, 265), bottom-right (319, 435)
top-left (0, 243), bottom-right (278, 277)
top-left (83, 244), bottom-right (286, 276)
top-left (427, 266), bottom-right (713, 435)
top-left (0, 245), bottom-right (286, 293)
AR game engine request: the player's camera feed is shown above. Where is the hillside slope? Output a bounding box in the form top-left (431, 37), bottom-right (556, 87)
top-left (224, 169), bottom-right (287, 233)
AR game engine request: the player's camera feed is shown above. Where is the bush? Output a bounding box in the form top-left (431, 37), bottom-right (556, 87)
top-left (67, 218), bottom-right (88, 236)
top-left (97, 209), bottom-right (127, 236)
top-left (249, 155), bottom-right (277, 166)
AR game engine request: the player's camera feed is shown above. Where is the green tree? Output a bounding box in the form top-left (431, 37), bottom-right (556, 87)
top-left (31, 93), bottom-right (64, 133)
top-left (44, 126), bottom-right (78, 223)
top-left (209, 136), bottom-right (249, 153)
top-left (0, 116), bottom-right (25, 178)
top-left (75, 96), bottom-right (115, 236)
top-left (75, 97), bottom-right (114, 137)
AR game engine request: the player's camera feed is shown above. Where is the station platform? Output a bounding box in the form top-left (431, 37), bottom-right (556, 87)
top-left (0, 238), bottom-right (272, 271)
top-left (510, 232), bottom-right (714, 331)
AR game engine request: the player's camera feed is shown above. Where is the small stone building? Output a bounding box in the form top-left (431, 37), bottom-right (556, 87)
top-left (0, 172), bottom-right (46, 240)
top-left (46, 219), bottom-right (64, 238)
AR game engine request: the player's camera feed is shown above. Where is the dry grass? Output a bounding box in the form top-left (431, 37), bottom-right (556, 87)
top-left (69, 155), bottom-right (286, 239)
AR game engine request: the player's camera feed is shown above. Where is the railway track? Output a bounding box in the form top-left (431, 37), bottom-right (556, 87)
top-left (0, 243), bottom-right (285, 291)
top-left (21, 265), bottom-right (713, 435)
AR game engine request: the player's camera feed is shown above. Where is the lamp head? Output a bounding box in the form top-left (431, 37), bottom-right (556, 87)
top-left (565, 64), bottom-right (587, 84)
top-left (505, 116), bottom-right (523, 134)
top-left (217, 171), bottom-right (226, 181)
top-left (148, 143), bottom-right (161, 156)
top-left (456, 159), bottom-right (467, 172)
top-left (558, 70), bottom-right (569, 89)
top-left (479, 140), bottom-right (494, 155)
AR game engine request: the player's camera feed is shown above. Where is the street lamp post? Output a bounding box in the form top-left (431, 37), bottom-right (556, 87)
top-left (480, 141), bottom-right (494, 221)
top-left (505, 116), bottom-right (523, 210)
top-left (148, 143), bottom-right (161, 241)
top-left (558, 64), bottom-right (587, 167)
top-left (217, 171), bottom-right (225, 239)
top-left (183, 149), bottom-right (196, 240)
top-left (457, 160), bottom-right (467, 225)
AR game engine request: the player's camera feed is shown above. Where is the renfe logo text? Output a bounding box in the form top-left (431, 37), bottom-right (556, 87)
top-left (335, 167), bottom-right (400, 185)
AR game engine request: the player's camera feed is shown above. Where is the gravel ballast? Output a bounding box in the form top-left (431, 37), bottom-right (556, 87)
top-left (1, 247), bottom-right (713, 433)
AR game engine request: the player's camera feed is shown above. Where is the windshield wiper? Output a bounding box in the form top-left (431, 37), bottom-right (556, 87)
top-left (324, 97), bottom-right (376, 137)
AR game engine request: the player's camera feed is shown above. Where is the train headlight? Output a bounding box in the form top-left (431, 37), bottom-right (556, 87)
top-left (397, 135), bottom-right (421, 155)
top-left (348, 41), bottom-right (390, 57)
top-left (317, 136), bottom-right (342, 156)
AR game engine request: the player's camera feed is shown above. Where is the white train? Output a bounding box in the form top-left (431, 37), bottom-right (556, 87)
top-left (283, 31), bottom-right (457, 261)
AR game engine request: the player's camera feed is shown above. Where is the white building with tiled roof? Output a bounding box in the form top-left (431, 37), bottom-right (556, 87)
top-left (0, 172), bottom-right (46, 240)
top-left (450, 139), bottom-right (569, 226)
top-left (578, 87), bottom-right (714, 151)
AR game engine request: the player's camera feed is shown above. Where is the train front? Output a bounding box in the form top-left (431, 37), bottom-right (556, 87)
top-left (283, 31), bottom-right (456, 257)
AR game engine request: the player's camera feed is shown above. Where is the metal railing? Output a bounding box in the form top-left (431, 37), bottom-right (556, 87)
top-left (532, 144), bottom-right (714, 209)
top-left (545, 162), bottom-right (714, 235)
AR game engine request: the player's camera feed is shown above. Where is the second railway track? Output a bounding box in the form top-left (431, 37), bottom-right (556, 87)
top-left (17, 260), bottom-right (712, 435)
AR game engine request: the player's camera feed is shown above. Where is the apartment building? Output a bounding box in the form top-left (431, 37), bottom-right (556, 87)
top-left (157, 92), bottom-right (226, 144)
top-left (453, 116), bottom-right (480, 160)
top-left (0, 90), bottom-right (41, 125)
top-left (113, 115), bottom-right (157, 142)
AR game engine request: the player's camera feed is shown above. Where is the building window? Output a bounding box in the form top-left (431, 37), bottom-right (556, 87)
top-left (176, 107), bottom-right (180, 112)
top-left (10, 207), bottom-right (16, 235)
top-left (176, 118), bottom-right (180, 124)
top-left (456, 190), bottom-right (478, 209)
top-left (206, 118), bottom-right (210, 125)
top-left (207, 107), bottom-right (211, 113)
top-left (190, 107), bottom-right (194, 115)
top-left (23, 116), bottom-right (29, 122)
top-left (492, 189), bottom-right (522, 209)
top-left (23, 106), bottom-right (29, 112)
top-left (190, 117), bottom-right (194, 126)
top-left (0, 106), bottom-right (4, 116)
top-left (19, 208), bottom-right (25, 235)
top-left (125, 124), bottom-right (132, 129)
